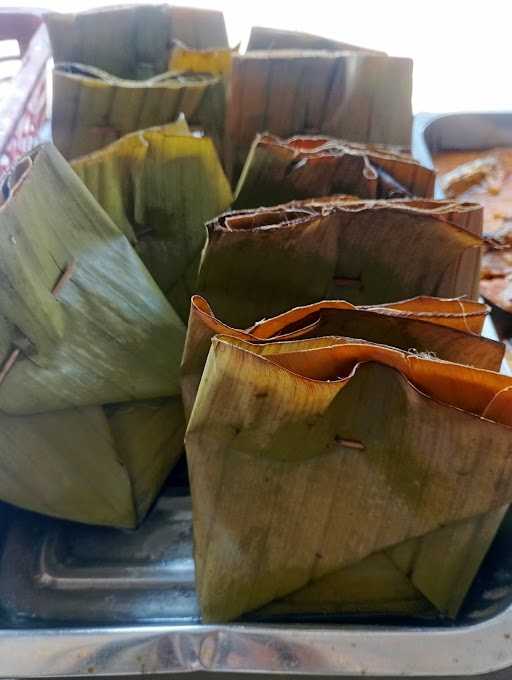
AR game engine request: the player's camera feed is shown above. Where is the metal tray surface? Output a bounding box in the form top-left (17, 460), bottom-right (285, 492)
top-left (0, 113), bottom-right (512, 678)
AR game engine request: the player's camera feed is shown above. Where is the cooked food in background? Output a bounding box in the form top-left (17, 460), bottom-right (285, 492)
top-left (435, 149), bottom-right (512, 316)
top-left (234, 133), bottom-right (435, 209)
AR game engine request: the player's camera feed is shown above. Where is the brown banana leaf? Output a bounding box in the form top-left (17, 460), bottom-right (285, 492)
top-left (186, 334), bottom-right (512, 622)
top-left (52, 64), bottom-right (226, 161)
top-left (72, 124), bottom-right (232, 322)
top-left (46, 5), bottom-right (228, 79)
top-left (247, 26), bottom-right (386, 54)
top-left (234, 133), bottom-right (435, 209)
top-left (197, 200), bottom-right (483, 328)
top-left (0, 144), bottom-right (185, 415)
top-left (226, 51), bottom-right (413, 180)
top-left (181, 295), bottom-right (503, 419)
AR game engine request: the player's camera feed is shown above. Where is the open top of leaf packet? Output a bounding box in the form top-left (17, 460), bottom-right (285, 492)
top-left (197, 199), bottom-right (483, 327)
top-left (186, 320), bottom-right (512, 622)
top-left (226, 51), bottom-right (413, 180)
top-left (182, 294), bottom-right (504, 419)
top-left (0, 144), bottom-right (187, 527)
top-left (46, 5), bottom-right (229, 160)
top-left (71, 123), bottom-right (232, 323)
top-left (234, 133), bottom-right (436, 209)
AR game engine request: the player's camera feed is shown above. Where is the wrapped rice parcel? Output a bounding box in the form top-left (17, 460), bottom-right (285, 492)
top-left (72, 124), bottom-right (232, 322)
top-left (182, 297), bottom-right (506, 621)
top-left (186, 333), bottom-right (512, 622)
top-left (197, 200), bottom-right (483, 327)
top-left (0, 144), bottom-right (186, 527)
top-left (226, 51), bottom-right (412, 180)
top-left (46, 5), bottom-right (229, 160)
top-left (234, 133), bottom-right (436, 209)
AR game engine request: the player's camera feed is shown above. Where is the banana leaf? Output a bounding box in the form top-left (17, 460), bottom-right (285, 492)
top-left (72, 124), bottom-right (232, 322)
top-left (0, 146), bottom-right (187, 527)
top-left (183, 297), bottom-right (506, 620)
top-left (197, 199), bottom-right (483, 327)
top-left (52, 65), bottom-right (226, 161)
top-left (226, 51), bottom-right (413, 180)
top-left (182, 294), bottom-right (503, 419)
top-left (46, 5), bottom-right (228, 79)
top-left (234, 133), bottom-right (436, 209)
top-left (186, 334), bottom-right (512, 622)
top-left (0, 143), bottom-right (185, 415)
top-left (0, 396), bottom-right (185, 528)
top-left (257, 551), bottom-right (435, 617)
top-left (247, 26), bottom-right (386, 54)
top-left (168, 45), bottom-right (237, 78)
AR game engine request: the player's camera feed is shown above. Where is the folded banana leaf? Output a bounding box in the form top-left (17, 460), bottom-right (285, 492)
top-left (226, 51), bottom-right (413, 180)
top-left (52, 64), bottom-right (226, 161)
top-left (0, 145), bottom-right (187, 527)
top-left (234, 133), bottom-right (436, 209)
top-left (46, 5), bottom-right (228, 79)
top-left (183, 297), bottom-right (507, 620)
top-left (0, 143), bottom-right (185, 415)
top-left (247, 26), bottom-right (386, 54)
top-left (182, 294), bottom-right (503, 419)
top-left (197, 200), bottom-right (483, 327)
top-left (0, 396), bottom-right (185, 528)
top-left (186, 334), bottom-right (512, 622)
top-left (168, 45), bottom-right (236, 77)
top-left (72, 124), bottom-right (232, 322)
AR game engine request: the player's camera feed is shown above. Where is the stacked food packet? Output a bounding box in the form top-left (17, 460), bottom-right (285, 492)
top-left (1, 3), bottom-right (511, 626)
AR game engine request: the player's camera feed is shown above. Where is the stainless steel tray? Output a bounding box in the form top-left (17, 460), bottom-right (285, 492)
top-left (1, 113), bottom-right (512, 678)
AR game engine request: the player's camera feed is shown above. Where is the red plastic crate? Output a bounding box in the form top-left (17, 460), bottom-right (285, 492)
top-left (0, 11), bottom-right (51, 177)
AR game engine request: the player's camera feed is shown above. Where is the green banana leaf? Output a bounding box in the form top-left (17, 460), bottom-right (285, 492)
top-left (197, 200), bottom-right (483, 328)
top-left (72, 124), bottom-right (233, 322)
top-left (0, 143), bottom-right (185, 415)
top-left (0, 144), bottom-right (187, 527)
top-left (226, 51), bottom-right (412, 180)
top-left (0, 397), bottom-right (184, 528)
top-left (52, 65), bottom-right (226, 161)
top-left (186, 334), bottom-right (512, 622)
top-left (46, 5), bottom-right (228, 79)
top-left (234, 133), bottom-right (435, 209)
